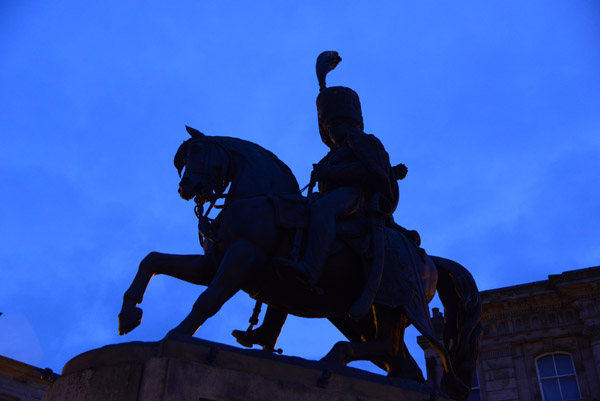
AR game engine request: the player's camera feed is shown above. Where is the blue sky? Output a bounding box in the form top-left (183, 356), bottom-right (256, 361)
top-left (1, 1), bottom-right (599, 376)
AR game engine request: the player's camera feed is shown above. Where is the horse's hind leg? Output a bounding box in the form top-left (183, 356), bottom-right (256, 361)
top-left (322, 306), bottom-right (401, 366)
top-left (387, 342), bottom-right (426, 382)
top-left (322, 306), bottom-right (424, 380)
top-left (119, 252), bottom-right (217, 335)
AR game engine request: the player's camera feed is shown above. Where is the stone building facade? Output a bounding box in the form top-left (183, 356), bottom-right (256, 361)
top-left (0, 355), bottom-right (57, 401)
top-left (420, 265), bottom-right (600, 401)
top-left (3, 266), bottom-right (599, 401)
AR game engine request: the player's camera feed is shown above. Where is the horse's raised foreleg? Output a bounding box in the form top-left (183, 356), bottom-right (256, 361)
top-left (119, 252), bottom-right (217, 335)
top-left (166, 239), bottom-right (266, 338)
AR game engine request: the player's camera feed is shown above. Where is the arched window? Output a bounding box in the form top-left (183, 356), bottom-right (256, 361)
top-left (565, 311), bottom-right (575, 322)
top-left (514, 318), bottom-right (523, 331)
top-left (536, 353), bottom-right (581, 401)
top-left (585, 303), bottom-right (596, 314)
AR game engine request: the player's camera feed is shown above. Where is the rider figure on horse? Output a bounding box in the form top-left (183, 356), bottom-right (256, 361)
top-left (233, 51), bottom-right (403, 350)
top-left (121, 52), bottom-right (481, 399)
top-left (279, 51), bottom-right (399, 293)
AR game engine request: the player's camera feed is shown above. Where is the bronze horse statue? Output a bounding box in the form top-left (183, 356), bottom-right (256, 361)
top-left (118, 128), bottom-right (482, 401)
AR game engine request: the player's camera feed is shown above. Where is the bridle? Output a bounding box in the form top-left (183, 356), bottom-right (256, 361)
top-left (184, 138), bottom-right (232, 205)
top-left (179, 138), bottom-right (232, 246)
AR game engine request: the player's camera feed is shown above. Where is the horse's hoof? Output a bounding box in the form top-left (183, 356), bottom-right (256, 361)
top-left (319, 356), bottom-right (346, 366)
top-left (320, 342), bottom-right (350, 366)
top-left (320, 355), bottom-right (346, 368)
top-left (118, 306), bottom-right (143, 335)
top-left (164, 329), bottom-right (189, 341)
top-left (320, 351), bottom-right (346, 366)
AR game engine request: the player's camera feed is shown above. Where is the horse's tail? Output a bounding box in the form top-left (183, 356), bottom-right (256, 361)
top-left (432, 256), bottom-right (483, 401)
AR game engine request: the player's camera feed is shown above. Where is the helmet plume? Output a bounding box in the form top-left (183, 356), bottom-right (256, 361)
top-left (316, 51), bottom-right (342, 91)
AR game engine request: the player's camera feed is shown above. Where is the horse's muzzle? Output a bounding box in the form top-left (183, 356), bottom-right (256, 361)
top-left (178, 177), bottom-right (198, 201)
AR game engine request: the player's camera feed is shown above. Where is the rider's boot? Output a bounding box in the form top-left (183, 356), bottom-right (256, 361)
top-left (232, 308), bottom-right (287, 352)
top-left (277, 214), bottom-right (335, 294)
top-left (278, 187), bottom-right (362, 293)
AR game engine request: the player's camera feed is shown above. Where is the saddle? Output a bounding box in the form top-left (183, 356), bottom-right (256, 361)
top-left (268, 194), bottom-right (370, 262)
top-left (268, 193), bottom-right (420, 255)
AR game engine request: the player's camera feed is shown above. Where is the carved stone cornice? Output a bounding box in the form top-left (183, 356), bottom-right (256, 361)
top-left (583, 324), bottom-right (600, 338)
top-left (481, 301), bottom-right (573, 320)
top-left (479, 347), bottom-right (513, 359)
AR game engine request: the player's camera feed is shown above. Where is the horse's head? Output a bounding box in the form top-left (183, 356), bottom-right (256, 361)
top-left (174, 126), bottom-right (230, 203)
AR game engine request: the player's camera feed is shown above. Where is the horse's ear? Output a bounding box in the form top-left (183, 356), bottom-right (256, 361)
top-left (185, 125), bottom-right (205, 138)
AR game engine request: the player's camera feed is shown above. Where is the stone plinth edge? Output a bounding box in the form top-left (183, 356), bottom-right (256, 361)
top-left (47, 338), bottom-right (452, 401)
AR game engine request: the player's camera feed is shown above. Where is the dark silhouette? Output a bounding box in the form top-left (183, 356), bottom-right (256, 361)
top-left (118, 52), bottom-right (482, 401)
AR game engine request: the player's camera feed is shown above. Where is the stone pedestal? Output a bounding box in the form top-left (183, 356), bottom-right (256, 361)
top-left (47, 338), bottom-right (451, 401)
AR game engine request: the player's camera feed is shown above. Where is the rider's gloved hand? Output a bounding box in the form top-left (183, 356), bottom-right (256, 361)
top-left (311, 163), bottom-right (322, 182)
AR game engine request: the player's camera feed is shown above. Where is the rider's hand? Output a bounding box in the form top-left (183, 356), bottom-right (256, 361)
top-left (312, 163), bottom-right (332, 182)
top-left (311, 164), bottom-right (321, 182)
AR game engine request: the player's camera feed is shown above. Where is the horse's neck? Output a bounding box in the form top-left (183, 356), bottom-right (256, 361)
top-left (227, 152), bottom-right (298, 198)
top-left (228, 165), bottom-right (284, 197)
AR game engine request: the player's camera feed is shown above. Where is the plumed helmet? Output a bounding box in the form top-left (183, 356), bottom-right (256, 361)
top-left (315, 51), bottom-right (364, 146)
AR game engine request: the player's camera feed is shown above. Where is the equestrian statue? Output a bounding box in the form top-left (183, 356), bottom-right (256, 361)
top-left (118, 51), bottom-right (482, 401)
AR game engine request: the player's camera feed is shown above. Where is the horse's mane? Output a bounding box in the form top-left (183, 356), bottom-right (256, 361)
top-left (176, 135), bottom-right (300, 196)
top-left (214, 136), bottom-right (300, 194)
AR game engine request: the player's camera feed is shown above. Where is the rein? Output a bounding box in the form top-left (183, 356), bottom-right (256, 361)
top-left (194, 192), bottom-right (281, 219)
top-left (193, 191), bottom-right (300, 246)
top-left (193, 192), bottom-right (278, 246)
top-left (194, 197), bottom-right (216, 219)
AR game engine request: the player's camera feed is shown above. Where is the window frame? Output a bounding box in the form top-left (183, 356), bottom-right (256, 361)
top-left (535, 352), bottom-right (581, 401)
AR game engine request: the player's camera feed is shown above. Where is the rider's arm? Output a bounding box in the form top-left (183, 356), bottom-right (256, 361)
top-left (315, 162), bottom-right (368, 185)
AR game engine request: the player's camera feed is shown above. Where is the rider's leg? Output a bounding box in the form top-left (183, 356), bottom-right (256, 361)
top-left (232, 307), bottom-right (288, 351)
top-left (286, 186), bottom-right (363, 288)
